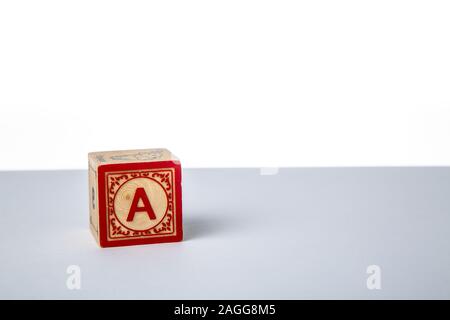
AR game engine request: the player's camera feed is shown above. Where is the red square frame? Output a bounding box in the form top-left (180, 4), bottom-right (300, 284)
top-left (97, 161), bottom-right (183, 248)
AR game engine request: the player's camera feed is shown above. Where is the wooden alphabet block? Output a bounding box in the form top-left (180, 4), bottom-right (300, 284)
top-left (88, 148), bottom-right (183, 247)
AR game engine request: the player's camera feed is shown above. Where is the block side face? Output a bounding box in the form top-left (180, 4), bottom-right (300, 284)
top-left (97, 161), bottom-right (183, 247)
top-left (88, 162), bottom-right (100, 245)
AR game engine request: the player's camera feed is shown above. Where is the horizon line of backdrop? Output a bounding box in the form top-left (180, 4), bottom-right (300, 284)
top-left (1, 1), bottom-right (449, 170)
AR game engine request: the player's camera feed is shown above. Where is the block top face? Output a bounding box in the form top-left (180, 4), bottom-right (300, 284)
top-left (89, 148), bottom-right (178, 168)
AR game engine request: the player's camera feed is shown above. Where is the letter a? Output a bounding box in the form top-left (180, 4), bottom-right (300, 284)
top-left (126, 187), bottom-right (157, 221)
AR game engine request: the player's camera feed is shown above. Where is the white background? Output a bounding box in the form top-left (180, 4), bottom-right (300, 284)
top-left (1, 1), bottom-right (449, 169)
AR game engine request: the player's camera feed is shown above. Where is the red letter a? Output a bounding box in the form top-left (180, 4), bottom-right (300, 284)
top-left (126, 187), bottom-right (157, 222)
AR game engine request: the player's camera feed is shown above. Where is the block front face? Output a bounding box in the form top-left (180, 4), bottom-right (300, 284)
top-left (95, 161), bottom-right (182, 247)
top-left (107, 168), bottom-right (177, 240)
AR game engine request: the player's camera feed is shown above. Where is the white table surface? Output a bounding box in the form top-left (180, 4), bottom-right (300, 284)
top-left (0, 167), bottom-right (449, 299)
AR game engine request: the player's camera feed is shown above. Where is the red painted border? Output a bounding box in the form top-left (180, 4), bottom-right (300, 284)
top-left (97, 160), bottom-right (183, 248)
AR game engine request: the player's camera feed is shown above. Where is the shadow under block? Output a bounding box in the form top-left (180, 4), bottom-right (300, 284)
top-left (88, 148), bottom-right (183, 248)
